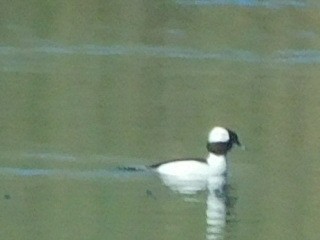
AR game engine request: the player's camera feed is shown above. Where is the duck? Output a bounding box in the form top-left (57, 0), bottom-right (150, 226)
top-left (149, 127), bottom-right (242, 193)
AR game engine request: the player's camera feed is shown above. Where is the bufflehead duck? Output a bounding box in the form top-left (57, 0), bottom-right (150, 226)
top-left (150, 127), bottom-right (242, 180)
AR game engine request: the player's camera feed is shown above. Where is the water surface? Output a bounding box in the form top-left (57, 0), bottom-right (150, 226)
top-left (1, 0), bottom-right (320, 239)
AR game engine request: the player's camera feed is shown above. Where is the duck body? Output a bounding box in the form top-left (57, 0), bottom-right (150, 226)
top-left (151, 154), bottom-right (227, 179)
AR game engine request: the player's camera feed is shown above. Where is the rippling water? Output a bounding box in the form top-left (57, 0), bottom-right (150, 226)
top-left (1, 0), bottom-right (320, 240)
top-left (3, 44), bottom-right (320, 70)
top-left (176, 0), bottom-right (310, 8)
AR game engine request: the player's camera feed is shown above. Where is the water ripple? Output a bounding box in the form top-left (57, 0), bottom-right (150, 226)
top-left (176, 0), bottom-right (310, 9)
top-left (0, 44), bottom-right (262, 62)
top-left (0, 166), bottom-right (151, 180)
top-left (2, 44), bottom-right (320, 72)
top-left (274, 49), bottom-right (320, 64)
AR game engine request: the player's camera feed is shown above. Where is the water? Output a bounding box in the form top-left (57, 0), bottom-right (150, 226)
top-left (1, 0), bottom-right (320, 239)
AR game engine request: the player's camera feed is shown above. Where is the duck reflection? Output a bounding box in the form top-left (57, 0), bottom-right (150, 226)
top-left (157, 172), bottom-right (236, 240)
top-left (118, 163), bottom-right (237, 239)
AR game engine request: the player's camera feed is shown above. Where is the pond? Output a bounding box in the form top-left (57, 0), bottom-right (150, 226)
top-left (1, 0), bottom-right (320, 239)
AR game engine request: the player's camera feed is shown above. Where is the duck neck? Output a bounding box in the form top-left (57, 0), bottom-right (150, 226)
top-left (206, 153), bottom-right (228, 176)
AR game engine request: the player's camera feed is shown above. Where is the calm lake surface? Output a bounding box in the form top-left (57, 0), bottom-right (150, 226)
top-left (1, 0), bottom-right (320, 239)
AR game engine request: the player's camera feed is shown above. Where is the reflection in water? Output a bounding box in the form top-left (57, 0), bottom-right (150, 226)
top-left (157, 174), bottom-right (208, 194)
top-left (206, 192), bottom-right (226, 240)
top-left (158, 173), bottom-right (236, 240)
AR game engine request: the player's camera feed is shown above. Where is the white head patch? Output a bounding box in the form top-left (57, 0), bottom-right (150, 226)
top-left (208, 127), bottom-right (229, 143)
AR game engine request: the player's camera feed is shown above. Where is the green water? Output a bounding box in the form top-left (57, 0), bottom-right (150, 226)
top-left (1, 0), bottom-right (320, 239)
